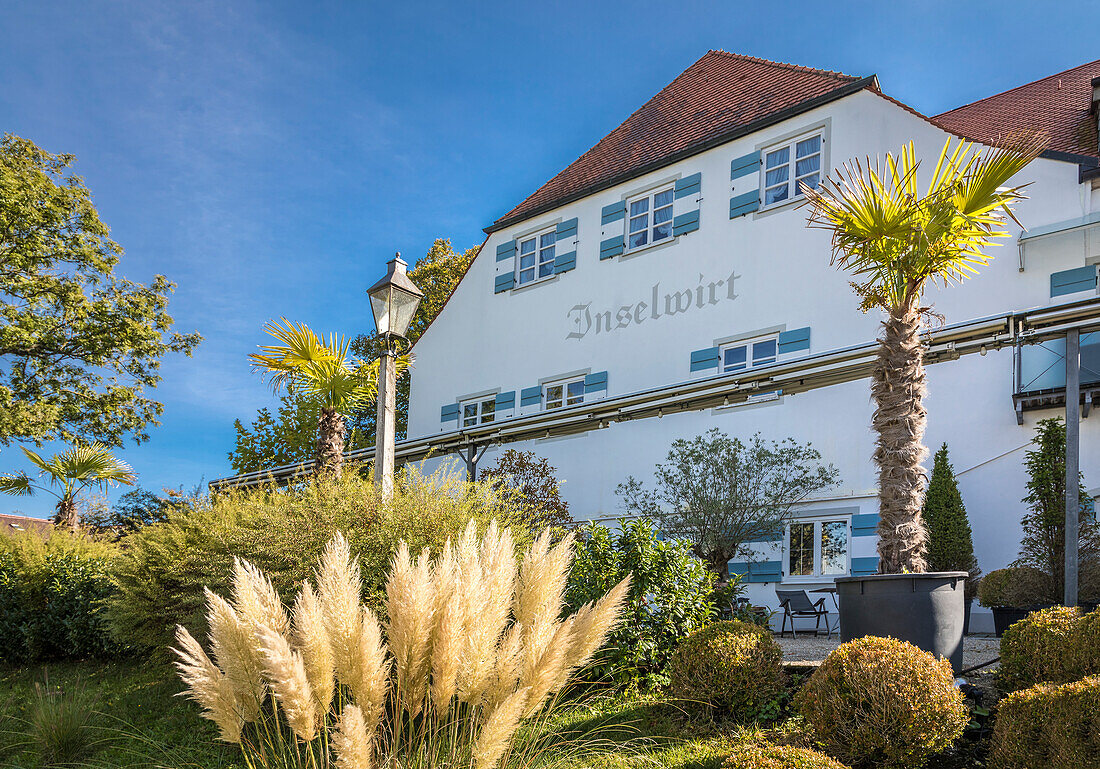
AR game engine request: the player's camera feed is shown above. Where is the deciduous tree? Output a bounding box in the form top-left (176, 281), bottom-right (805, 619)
top-left (479, 449), bottom-right (574, 532)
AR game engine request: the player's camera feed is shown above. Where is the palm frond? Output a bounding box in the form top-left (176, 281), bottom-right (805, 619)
top-left (0, 472), bottom-right (34, 497)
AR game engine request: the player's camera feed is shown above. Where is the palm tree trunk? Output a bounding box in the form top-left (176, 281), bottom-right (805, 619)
top-left (315, 407), bottom-right (346, 478)
top-left (53, 496), bottom-right (79, 532)
top-left (872, 295), bottom-right (930, 573)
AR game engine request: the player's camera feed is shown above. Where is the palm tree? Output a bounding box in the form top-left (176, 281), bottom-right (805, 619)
top-left (249, 319), bottom-right (410, 477)
top-left (0, 443), bottom-right (136, 531)
top-left (804, 134), bottom-right (1046, 573)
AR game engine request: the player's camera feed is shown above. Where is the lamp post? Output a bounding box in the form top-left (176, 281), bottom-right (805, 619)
top-left (367, 253), bottom-right (423, 500)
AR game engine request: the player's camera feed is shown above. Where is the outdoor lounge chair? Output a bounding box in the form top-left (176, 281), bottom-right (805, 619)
top-left (776, 589), bottom-right (831, 638)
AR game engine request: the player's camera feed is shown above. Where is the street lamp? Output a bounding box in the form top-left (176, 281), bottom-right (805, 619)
top-left (367, 253), bottom-right (423, 499)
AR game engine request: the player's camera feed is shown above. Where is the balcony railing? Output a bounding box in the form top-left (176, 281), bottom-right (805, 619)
top-left (1013, 331), bottom-right (1100, 421)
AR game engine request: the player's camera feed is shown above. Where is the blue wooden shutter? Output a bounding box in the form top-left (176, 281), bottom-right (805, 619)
top-left (520, 386), bottom-right (542, 407)
top-left (495, 391), bottom-right (515, 411)
top-left (494, 240), bottom-right (516, 294)
top-left (1050, 265), bottom-right (1097, 297)
top-left (730, 560), bottom-right (783, 583)
top-left (600, 202), bottom-right (626, 260)
top-left (584, 371), bottom-right (608, 399)
top-left (850, 513), bottom-right (879, 575)
top-left (672, 172), bottom-right (702, 236)
top-left (690, 346), bottom-right (720, 373)
top-left (729, 150), bottom-right (761, 218)
top-left (778, 327), bottom-right (811, 355)
top-left (554, 218), bottom-right (578, 274)
top-left (440, 403), bottom-right (459, 427)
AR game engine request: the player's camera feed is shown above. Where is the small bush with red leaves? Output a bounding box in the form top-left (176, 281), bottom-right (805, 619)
top-left (668, 620), bottom-right (785, 722)
top-left (723, 744), bottom-right (850, 769)
top-left (793, 636), bottom-right (968, 769)
top-left (991, 674), bottom-right (1100, 769)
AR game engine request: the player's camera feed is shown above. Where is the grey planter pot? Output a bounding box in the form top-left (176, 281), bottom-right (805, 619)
top-left (835, 572), bottom-right (968, 673)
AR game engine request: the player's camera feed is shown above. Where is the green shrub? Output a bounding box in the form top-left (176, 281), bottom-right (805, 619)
top-left (991, 675), bottom-right (1100, 769)
top-left (976, 565), bottom-right (1055, 607)
top-left (999, 606), bottom-right (1100, 691)
top-left (724, 744), bottom-right (850, 769)
top-left (0, 531), bottom-right (118, 663)
top-left (922, 444), bottom-right (981, 599)
top-left (794, 636), bottom-right (968, 769)
top-left (565, 518), bottom-right (715, 690)
top-left (108, 467), bottom-right (530, 653)
top-left (669, 620), bottom-right (785, 722)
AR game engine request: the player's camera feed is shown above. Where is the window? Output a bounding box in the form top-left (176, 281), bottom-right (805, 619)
top-left (543, 378), bottom-right (585, 410)
top-left (516, 229), bottom-right (555, 286)
top-left (461, 397), bottom-right (496, 427)
top-left (786, 518), bottom-right (849, 578)
top-left (627, 187), bottom-right (675, 250)
top-left (720, 335), bottom-right (778, 373)
top-left (763, 133), bottom-right (822, 207)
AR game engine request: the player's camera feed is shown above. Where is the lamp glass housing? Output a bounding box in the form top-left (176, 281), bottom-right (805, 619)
top-left (369, 284), bottom-right (420, 338)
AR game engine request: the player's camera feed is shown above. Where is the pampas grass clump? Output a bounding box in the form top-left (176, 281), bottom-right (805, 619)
top-left (174, 521), bottom-right (629, 769)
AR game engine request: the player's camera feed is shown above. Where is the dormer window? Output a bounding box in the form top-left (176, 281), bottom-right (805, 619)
top-left (763, 133), bottom-right (822, 207)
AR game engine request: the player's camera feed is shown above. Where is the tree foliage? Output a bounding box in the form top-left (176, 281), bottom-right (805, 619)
top-left (0, 134), bottom-right (201, 446)
top-left (922, 443), bottom-right (980, 596)
top-left (478, 449), bottom-right (573, 532)
top-left (229, 239), bottom-right (474, 473)
top-left (1013, 417), bottom-right (1098, 601)
top-left (618, 429), bottom-right (839, 577)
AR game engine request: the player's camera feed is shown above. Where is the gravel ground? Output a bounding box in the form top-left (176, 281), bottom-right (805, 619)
top-left (775, 633), bottom-right (1001, 670)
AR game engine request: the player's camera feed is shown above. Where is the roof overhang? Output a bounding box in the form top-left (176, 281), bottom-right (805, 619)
top-left (484, 75), bottom-right (880, 235)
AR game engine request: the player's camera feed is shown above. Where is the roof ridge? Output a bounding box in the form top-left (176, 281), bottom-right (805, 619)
top-left (706, 49), bottom-right (860, 82)
top-left (935, 58), bottom-right (1100, 118)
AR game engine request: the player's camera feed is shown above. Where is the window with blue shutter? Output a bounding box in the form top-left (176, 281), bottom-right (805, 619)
top-left (554, 218), bottom-right (578, 274)
top-left (600, 202), bottom-right (626, 260)
top-left (440, 403), bottom-right (460, 428)
top-left (778, 327), bottom-right (811, 355)
top-left (729, 151), bottom-right (761, 218)
top-left (584, 371), bottom-right (608, 400)
top-left (730, 560), bottom-right (783, 583)
top-left (672, 173), bottom-right (702, 236)
top-left (1050, 265), bottom-right (1097, 297)
top-left (690, 346), bottom-right (720, 373)
top-left (850, 512), bottom-right (879, 575)
top-left (494, 240), bottom-right (516, 294)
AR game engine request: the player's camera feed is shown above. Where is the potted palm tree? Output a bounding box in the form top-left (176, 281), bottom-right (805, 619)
top-left (804, 134), bottom-right (1045, 671)
top-left (0, 443), bottom-right (136, 530)
top-left (249, 319), bottom-right (410, 477)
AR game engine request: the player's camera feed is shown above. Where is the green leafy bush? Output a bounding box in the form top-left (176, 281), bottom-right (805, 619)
top-left (565, 518), bottom-right (715, 690)
top-left (108, 468), bottom-right (529, 653)
top-left (976, 566), bottom-right (1055, 608)
top-left (991, 674), bottom-right (1100, 769)
top-left (999, 606), bottom-right (1100, 691)
top-left (669, 620), bottom-right (785, 722)
top-left (0, 531), bottom-right (118, 663)
top-left (794, 637), bottom-right (968, 769)
top-left (723, 744), bottom-right (850, 769)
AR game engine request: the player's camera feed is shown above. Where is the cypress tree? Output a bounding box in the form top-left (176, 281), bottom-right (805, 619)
top-left (922, 444), bottom-right (980, 595)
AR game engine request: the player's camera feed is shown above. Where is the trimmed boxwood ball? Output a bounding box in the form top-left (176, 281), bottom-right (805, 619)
top-left (794, 636), bottom-right (968, 769)
top-left (999, 606), bottom-right (1100, 691)
top-left (723, 744), bottom-right (851, 769)
top-left (669, 620), bottom-right (785, 722)
top-left (991, 674), bottom-right (1100, 769)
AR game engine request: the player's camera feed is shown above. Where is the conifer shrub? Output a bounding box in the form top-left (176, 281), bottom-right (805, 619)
top-left (668, 620), bottom-right (785, 722)
top-left (991, 675), bottom-right (1100, 769)
top-left (999, 606), bottom-right (1100, 691)
top-left (794, 637), bottom-right (968, 769)
top-left (922, 444), bottom-right (980, 597)
top-left (0, 531), bottom-right (118, 662)
top-left (108, 468), bottom-right (529, 653)
top-left (723, 744), bottom-right (850, 769)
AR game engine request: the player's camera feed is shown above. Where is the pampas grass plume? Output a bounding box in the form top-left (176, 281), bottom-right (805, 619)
top-left (291, 583), bottom-right (335, 714)
top-left (172, 625), bottom-right (244, 743)
top-left (232, 558), bottom-right (289, 636)
top-left (204, 588), bottom-right (265, 721)
top-left (317, 533), bottom-right (364, 688)
top-left (353, 607), bottom-right (390, 735)
top-left (333, 703), bottom-right (373, 769)
top-left (385, 542), bottom-right (434, 717)
top-left (430, 541), bottom-right (464, 715)
top-left (473, 686), bottom-right (529, 769)
top-left (256, 625), bottom-right (316, 741)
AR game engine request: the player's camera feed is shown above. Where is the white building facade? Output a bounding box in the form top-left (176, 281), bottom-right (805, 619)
top-left (407, 53), bottom-right (1100, 632)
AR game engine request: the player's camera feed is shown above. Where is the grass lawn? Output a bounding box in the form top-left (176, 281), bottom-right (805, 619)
top-left (1, 660), bottom-right (755, 769)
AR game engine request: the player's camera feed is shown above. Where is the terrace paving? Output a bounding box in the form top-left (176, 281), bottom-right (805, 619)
top-left (775, 633), bottom-right (1001, 671)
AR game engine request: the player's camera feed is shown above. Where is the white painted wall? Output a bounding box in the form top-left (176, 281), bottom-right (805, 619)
top-left (406, 88), bottom-right (1099, 630)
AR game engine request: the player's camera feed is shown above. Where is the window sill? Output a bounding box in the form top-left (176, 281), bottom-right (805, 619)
top-left (754, 195), bottom-right (809, 219)
top-left (620, 235), bottom-right (678, 261)
top-left (510, 274), bottom-right (559, 294)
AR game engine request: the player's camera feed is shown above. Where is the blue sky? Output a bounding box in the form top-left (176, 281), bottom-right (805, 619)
top-left (1, 0), bottom-right (1097, 518)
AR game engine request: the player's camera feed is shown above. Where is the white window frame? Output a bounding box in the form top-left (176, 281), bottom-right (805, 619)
top-left (761, 132), bottom-right (823, 209)
top-left (515, 227), bottom-right (556, 287)
top-left (542, 377), bottom-right (585, 411)
top-left (460, 396), bottom-right (496, 427)
top-left (783, 516), bottom-right (851, 581)
top-left (719, 334), bottom-right (778, 374)
top-left (625, 185), bottom-right (675, 253)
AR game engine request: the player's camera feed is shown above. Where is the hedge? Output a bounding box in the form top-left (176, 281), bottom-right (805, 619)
top-left (991, 675), bottom-right (1100, 769)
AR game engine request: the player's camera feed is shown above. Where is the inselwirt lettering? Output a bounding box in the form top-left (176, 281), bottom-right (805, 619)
top-left (566, 271), bottom-right (740, 341)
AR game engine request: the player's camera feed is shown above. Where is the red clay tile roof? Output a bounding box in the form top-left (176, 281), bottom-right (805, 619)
top-left (0, 513), bottom-right (52, 536)
top-left (487, 51), bottom-right (874, 232)
top-left (935, 60), bottom-right (1100, 162)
